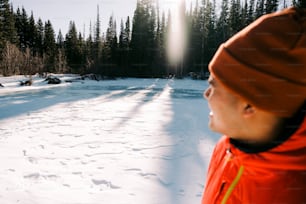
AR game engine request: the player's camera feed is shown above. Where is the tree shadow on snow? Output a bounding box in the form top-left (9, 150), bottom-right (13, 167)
top-left (0, 83), bottom-right (121, 120)
top-left (162, 80), bottom-right (220, 204)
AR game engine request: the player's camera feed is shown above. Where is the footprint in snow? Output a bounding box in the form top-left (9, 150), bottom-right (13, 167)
top-left (91, 179), bottom-right (120, 189)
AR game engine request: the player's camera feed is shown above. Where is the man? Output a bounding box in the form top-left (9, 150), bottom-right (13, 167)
top-left (202, 7), bottom-right (306, 204)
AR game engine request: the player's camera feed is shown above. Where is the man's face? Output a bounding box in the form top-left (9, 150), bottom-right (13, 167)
top-left (203, 75), bottom-right (245, 138)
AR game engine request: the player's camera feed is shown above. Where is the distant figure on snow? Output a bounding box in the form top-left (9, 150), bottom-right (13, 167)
top-left (202, 7), bottom-right (306, 204)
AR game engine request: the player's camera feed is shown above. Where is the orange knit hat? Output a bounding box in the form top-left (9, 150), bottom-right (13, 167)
top-left (209, 7), bottom-right (306, 117)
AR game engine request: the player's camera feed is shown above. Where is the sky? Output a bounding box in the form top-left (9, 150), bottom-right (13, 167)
top-left (10, 0), bottom-right (197, 37)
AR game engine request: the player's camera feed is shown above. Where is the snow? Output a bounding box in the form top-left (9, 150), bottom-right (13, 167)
top-left (0, 75), bottom-right (219, 204)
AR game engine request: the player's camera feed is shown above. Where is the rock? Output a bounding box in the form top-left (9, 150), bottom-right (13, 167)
top-left (45, 76), bottom-right (61, 84)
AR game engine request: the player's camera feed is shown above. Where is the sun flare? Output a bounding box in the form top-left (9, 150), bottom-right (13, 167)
top-left (166, 0), bottom-right (187, 66)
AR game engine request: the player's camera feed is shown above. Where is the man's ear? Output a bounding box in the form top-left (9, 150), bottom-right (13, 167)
top-left (243, 104), bottom-right (255, 117)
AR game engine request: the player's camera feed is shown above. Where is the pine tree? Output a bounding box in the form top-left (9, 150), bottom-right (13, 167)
top-left (55, 29), bottom-right (67, 73)
top-left (28, 12), bottom-right (37, 54)
top-left (240, 0), bottom-right (248, 28)
top-left (124, 17), bottom-right (131, 46)
top-left (35, 18), bottom-right (44, 57)
top-left (77, 31), bottom-right (87, 74)
top-left (206, 0), bottom-right (217, 72)
top-left (188, 0), bottom-right (201, 74)
top-left (118, 19), bottom-right (125, 75)
top-left (293, 0), bottom-right (306, 8)
top-left (85, 21), bottom-right (95, 72)
top-left (118, 17), bottom-right (131, 76)
top-left (217, 0), bottom-right (230, 43)
top-left (159, 11), bottom-right (167, 76)
top-left (21, 7), bottom-right (30, 49)
top-left (103, 14), bottom-right (118, 76)
top-left (94, 5), bottom-right (101, 61)
top-left (44, 20), bottom-right (56, 56)
top-left (130, 0), bottom-right (157, 77)
top-left (154, 1), bottom-right (167, 77)
top-left (246, 0), bottom-right (255, 24)
top-left (0, 2), bottom-right (19, 75)
top-left (0, 0), bottom-right (5, 48)
top-left (147, 0), bottom-right (157, 75)
top-left (105, 14), bottom-right (116, 61)
top-left (119, 19), bottom-right (125, 50)
top-left (44, 20), bottom-right (56, 72)
top-left (199, 0), bottom-right (216, 75)
top-left (265, 0), bottom-right (279, 13)
top-left (0, 0), bottom-right (18, 48)
top-left (57, 30), bottom-right (64, 48)
top-left (255, 0), bottom-right (265, 18)
top-left (14, 7), bottom-right (30, 51)
top-left (65, 21), bottom-right (83, 73)
top-left (130, 0), bottom-right (146, 76)
top-left (229, 0), bottom-right (242, 36)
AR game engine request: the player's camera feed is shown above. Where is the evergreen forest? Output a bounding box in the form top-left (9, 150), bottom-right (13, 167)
top-left (0, 0), bottom-right (304, 78)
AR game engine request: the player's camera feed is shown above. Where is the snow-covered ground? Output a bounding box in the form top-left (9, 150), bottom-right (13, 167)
top-left (0, 75), bottom-right (219, 204)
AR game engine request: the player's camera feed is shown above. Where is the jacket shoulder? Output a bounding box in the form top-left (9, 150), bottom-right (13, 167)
top-left (234, 168), bottom-right (306, 203)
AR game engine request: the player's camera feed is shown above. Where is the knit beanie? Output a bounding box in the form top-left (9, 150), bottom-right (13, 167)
top-left (209, 7), bottom-right (306, 118)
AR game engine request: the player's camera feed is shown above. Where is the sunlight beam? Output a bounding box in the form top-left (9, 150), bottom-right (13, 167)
top-left (166, 0), bottom-right (187, 67)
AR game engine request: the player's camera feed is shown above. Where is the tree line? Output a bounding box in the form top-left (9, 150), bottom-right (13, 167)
top-left (0, 0), bottom-right (303, 78)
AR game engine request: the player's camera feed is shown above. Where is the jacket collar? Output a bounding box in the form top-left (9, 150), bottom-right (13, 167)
top-left (229, 106), bottom-right (306, 170)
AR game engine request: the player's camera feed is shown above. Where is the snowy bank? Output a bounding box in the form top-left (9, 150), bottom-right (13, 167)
top-left (0, 76), bottom-right (219, 204)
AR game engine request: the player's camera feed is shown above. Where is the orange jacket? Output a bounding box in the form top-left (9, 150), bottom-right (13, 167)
top-left (202, 116), bottom-right (306, 204)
